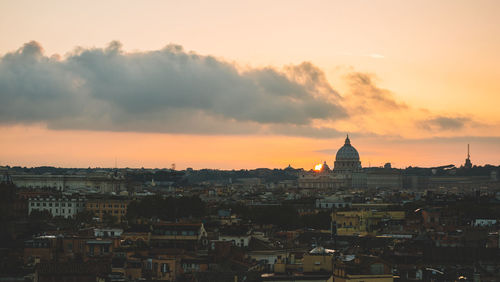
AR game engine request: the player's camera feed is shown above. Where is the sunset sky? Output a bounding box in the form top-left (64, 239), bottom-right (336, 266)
top-left (1, 0), bottom-right (499, 169)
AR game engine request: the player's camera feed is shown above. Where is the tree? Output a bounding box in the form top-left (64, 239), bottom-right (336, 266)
top-left (75, 210), bottom-right (95, 225)
top-left (103, 213), bottom-right (118, 226)
top-left (29, 209), bottom-right (52, 221)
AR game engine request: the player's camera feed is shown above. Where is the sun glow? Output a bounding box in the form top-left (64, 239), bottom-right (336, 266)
top-left (314, 163), bottom-right (323, 171)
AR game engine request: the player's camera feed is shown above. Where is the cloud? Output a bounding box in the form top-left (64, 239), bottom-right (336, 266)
top-left (420, 116), bottom-right (471, 131)
top-left (0, 41), bottom-right (346, 137)
top-left (267, 124), bottom-right (342, 139)
top-left (1, 41), bottom-right (492, 141)
top-left (343, 72), bottom-right (408, 114)
top-left (367, 54), bottom-right (385, 59)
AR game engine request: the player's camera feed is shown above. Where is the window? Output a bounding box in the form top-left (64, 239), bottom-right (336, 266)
top-left (49, 203), bottom-right (52, 207)
top-left (55, 203), bottom-right (59, 207)
top-left (62, 209), bottom-right (65, 213)
top-left (68, 203), bottom-right (72, 207)
top-left (42, 203), bottom-right (46, 207)
top-left (30, 203), bottom-right (34, 206)
top-left (36, 203), bottom-right (40, 207)
top-left (62, 203), bottom-right (66, 207)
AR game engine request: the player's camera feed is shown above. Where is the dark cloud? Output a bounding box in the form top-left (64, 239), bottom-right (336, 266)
top-left (267, 124), bottom-right (342, 139)
top-left (420, 116), bottom-right (471, 131)
top-left (371, 135), bottom-right (500, 145)
top-left (0, 41), bottom-right (346, 137)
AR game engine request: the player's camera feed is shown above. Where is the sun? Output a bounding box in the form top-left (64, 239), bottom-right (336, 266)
top-left (314, 163), bottom-right (323, 171)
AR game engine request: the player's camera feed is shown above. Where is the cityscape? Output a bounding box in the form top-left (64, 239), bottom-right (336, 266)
top-left (1, 136), bottom-right (500, 281)
top-left (1, 1), bottom-right (500, 282)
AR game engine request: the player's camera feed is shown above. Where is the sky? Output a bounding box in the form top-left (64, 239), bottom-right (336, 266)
top-left (1, 0), bottom-right (499, 170)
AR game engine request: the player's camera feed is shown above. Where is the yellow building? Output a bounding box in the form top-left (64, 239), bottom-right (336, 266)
top-left (303, 247), bottom-right (334, 273)
top-left (332, 210), bottom-right (405, 236)
top-left (86, 197), bottom-right (130, 222)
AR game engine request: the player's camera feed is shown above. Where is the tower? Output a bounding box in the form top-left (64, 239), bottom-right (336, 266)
top-left (464, 144), bottom-right (472, 169)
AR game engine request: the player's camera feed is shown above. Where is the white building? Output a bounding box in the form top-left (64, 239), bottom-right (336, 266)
top-left (473, 219), bottom-right (497, 227)
top-left (28, 195), bottom-right (86, 218)
top-left (94, 228), bottom-right (123, 237)
top-left (218, 234), bottom-right (251, 248)
top-left (316, 196), bottom-right (352, 209)
top-left (12, 172), bottom-right (126, 193)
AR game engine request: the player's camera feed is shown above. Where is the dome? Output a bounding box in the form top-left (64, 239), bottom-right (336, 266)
top-left (335, 135), bottom-right (360, 161)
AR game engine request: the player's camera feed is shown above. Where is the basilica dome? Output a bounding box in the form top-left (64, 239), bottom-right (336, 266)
top-left (335, 135), bottom-right (360, 161)
top-left (334, 135), bottom-right (361, 173)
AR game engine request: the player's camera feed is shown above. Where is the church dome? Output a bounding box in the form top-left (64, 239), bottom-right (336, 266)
top-left (335, 135), bottom-right (360, 161)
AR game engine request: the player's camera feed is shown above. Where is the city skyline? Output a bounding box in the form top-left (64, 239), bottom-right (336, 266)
top-left (1, 0), bottom-right (499, 169)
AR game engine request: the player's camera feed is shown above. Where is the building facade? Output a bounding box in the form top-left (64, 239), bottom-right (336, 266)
top-left (12, 172), bottom-right (126, 193)
top-left (28, 195), bottom-right (86, 218)
top-left (85, 197), bottom-right (130, 222)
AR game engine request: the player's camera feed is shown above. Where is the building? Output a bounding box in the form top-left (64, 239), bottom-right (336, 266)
top-left (85, 239), bottom-right (114, 260)
top-left (366, 169), bottom-right (403, 189)
top-left (150, 222), bottom-right (208, 250)
top-left (334, 135), bottom-right (362, 174)
top-left (85, 196), bottom-right (129, 222)
top-left (316, 196), bottom-right (352, 209)
top-left (24, 236), bottom-right (57, 264)
top-left (300, 135), bottom-right (366, 189)
top-left (218, 226), bottom-right (252, 248)
top-left (143, 256), bottom-right (178, 281)
top-left (332, 210), bottom-right (405, 236)
top-left (333, 255), bottom-right (394, 282)
top-left (11, 171), bottom-right (125, 193)
top-left (35, 262), bottom-right (110, 282)
top-left (302, 247), bottom-right (334, 273)
top-left (298, 173), bottom-right (339, 189)
top-left (94, 228), bottom-right (123, 238)
top-left (28, 195), bottom-right (86, 218)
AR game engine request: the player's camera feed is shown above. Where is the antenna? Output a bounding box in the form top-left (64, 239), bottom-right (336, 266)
top-left (467, 144), bottom-right (470, 159)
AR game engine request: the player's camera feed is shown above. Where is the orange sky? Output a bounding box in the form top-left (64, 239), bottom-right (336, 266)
top-left (1, 0), bottom-right (499, 169)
